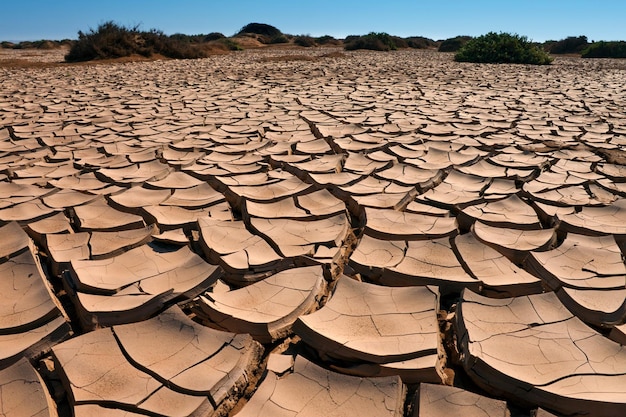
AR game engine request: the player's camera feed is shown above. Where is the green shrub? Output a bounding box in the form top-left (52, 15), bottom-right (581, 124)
top-left (406, 36), bottom-right (437, 49)
top-left (234, 23), bottom-right (289, 45)
top-left (454, 32), bottom-right (553, 64)
top-left (236, 23), bottom-right (282, 38)
top-left (204, 32), bottom-right (226, 42)
top-left (581, 41), bottom-right (626, 58)
top-left (547, 36), bottom-right (588, 54)
top-left (344, 34), bottom-right (434, 50)
top-left (344, 32), bottom-right (398, 51)
top-left (438, 36), bottom-right (472, 52)
top-left (65, 21), bottom-right (210, 62)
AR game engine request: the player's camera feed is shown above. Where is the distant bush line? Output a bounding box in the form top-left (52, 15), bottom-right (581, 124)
top-left (454, 32), bottom-right (553, 65)
top-left (438, 36), bottom-right (472, 52)
top-left (1, 39), bottom-right (73, 49)
top-left (4, 21), bottom-right (626, 62)
top-left (544, 36), bottom-right (588, 54)
top-left (294, 36), bottom-right (316, 47)
top-left (581, 41), bottom-right (626, 58)
top-left (542, 36), bottom-right (626, 59)
top-left (343, 32), bottom-right (436, 51)
top-left (64, 21), bottom-right (233, 62)
top-left (344, 32), bottom-right (398, 51)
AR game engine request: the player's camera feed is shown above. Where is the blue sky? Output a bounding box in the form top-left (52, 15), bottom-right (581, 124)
top-left (1, 0), bottom-right (624, 42)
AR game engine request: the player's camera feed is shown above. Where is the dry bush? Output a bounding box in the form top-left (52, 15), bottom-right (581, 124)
top-left (315, 35), bottom-right (341, 46)
top-left (406, 36), bottom-right (437, 49)
top-left (236, 23), bottom-right (282, 38)
top-left (438, 36), bottom-right (472, 52)
top-left (344, 32), bottom-right (398, 51)
top-left (65, 21), bottom-right (212, 62)
top-left (294, 36), bottom-right (317, 47)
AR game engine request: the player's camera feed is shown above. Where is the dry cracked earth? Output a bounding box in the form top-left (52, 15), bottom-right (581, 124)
top-left (1, 47), bottom-right (626, 417)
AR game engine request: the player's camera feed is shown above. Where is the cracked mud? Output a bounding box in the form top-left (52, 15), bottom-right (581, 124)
top-left (1, 47), bottom-right (626, 416)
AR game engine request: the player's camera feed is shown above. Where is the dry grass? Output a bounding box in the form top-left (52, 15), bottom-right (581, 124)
top-left (230, 36), bottom-right (266, 49)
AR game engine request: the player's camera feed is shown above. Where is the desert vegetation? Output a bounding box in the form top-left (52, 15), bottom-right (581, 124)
top-left (581, 41), bottom-right (626, 58)
top-left (344, 32), bottom-right (437, 51)
top-left (8, 20), bottom-right (626, 65)
top-left (344, 32), bottom-right (398, 51)
top-left (236, 22), bottom-right (282, 38)
top-left (1, 39), bottom-right (73, 49)
top-left (64, 21), bottom-right (223, 62)
top-left (438, 36), bottom-right (472, 52)
top-left (167, 32), bottom-right (242, 51)
top-left (283, 35), bottom-right (342, 48)
top-left (405, 36), bottom-right (438, 49)
top-left (294, 36), bottom-right (317, 47)
top-left (454, 32), bottom-right (553, 65)
top-left (314, 35), bottom-right (341, 46)
top-left (544, 35), bottom-right (588, 54)
top-left (235, 22), bottom-right (290, 44)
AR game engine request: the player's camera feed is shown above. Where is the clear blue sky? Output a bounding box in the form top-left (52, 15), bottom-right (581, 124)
top-left (1, 0), bottom-right (624, 42)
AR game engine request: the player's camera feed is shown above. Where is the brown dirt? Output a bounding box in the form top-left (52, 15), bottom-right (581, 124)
top-left (260, 54), bottom-right (315, 62)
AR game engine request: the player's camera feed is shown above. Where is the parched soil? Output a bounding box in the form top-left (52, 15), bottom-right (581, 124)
top-left (1, 47), bottom-right (626, 417)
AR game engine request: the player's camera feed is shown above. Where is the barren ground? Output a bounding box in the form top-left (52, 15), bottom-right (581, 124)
top-left (1, 47), bottom-right (626, 417)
